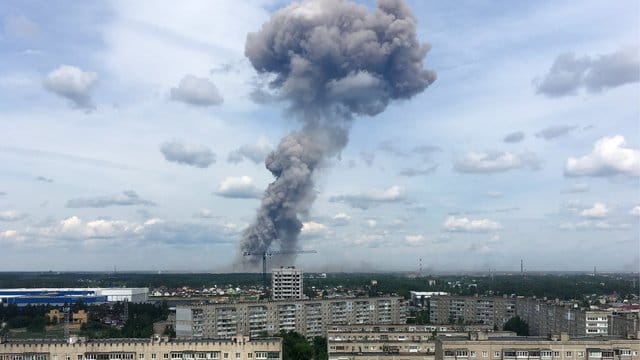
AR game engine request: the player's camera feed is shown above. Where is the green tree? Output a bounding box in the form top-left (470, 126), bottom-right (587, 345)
top-left (280, 331), bottom-right (313, 360)
top-left (312, 336), bottom-right (328, 360)
top-left (503, 316), bottom-right (529, 336)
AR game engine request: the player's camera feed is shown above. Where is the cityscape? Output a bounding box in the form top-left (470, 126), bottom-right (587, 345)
top-left (0, 0), bottom-right (639, 360)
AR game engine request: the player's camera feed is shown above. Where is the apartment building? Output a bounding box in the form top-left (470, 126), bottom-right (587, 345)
top-left (608, 312), bottom-right (639, 339)
top-left (428, 296), bottom-right (516, 328)
top-left (271, 267), bottom-right (303, 301)
top-left (436, 332), bottom-right (639, 360)
top-left (327, 325), bottom-right (516, 360)
top-left (0, 335), bottom-right (282, 360)
top-left (176, 297), bottom-right (407, 340)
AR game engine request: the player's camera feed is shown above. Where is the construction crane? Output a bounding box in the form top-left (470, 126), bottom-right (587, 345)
top-left (243, 249), bottom-right (317, 291)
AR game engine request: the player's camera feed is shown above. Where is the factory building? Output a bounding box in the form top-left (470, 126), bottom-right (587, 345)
top-left (0, 335), bottom-right (282, 360)
top-left (436, 332), bottom-right (639, 360)
top-left (0, 288), bottom-right (148, 306)
top-left (176, 297), bottom-right (407, 340)
top-left (271, 267), bottom-right (303, 301)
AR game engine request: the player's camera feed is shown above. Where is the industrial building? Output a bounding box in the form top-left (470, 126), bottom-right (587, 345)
top-left (436, 332), bottom-right (639, 360)
top-left (176, 297), bottom-right (407, 340)
top-left (0, 335), bottom-right (282, 360)
top-left (271, 267), bottom-right (303, 301)
top-left (0, 288), bottom-right (148, 306)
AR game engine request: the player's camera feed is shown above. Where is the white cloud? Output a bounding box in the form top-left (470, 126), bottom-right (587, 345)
top-left (565, 136), bottom-right (640, 177)
top-left (366, 219), bottom-right (377, 228)
top-left (0, 210), bottom-right (27, 221)
top-left (43, 65), bottom-right (98, 110)
top-left (580, 202), bottom-right (609, 218)
top-left (487, 191), bottom-right (502, 198)
top-left (405, 234), bottom-right (425, 246)
top-left (214, 176), bottom-right (262, 199)
top-left (0, 230), bottom-right (19, 239)
top-left (443, 216), bottom-right (502, 233)
top-left (630, 206), bottom-right (640, 216)
top-left (66, 190), bottom-right (155, 208)
top-left (332, 213), bottom-right (351, 226)
top-left (329, 186), bottom-right (406, 209)
top-left (301, 221), bottom-right (328, 236)
top-left (454, 151), bottom-right (539, 173)
top-left (170, 74), bottom-right (223, 106)
top-left (193, 208), bottom-right (218, 219)
top-left (227, 136), bottom-right (273, 164)
top-left (160, 140), bottom-right (216, 168)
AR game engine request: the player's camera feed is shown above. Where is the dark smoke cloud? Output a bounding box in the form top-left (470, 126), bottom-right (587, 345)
top-left (238, 0), bottom-right (435, 268)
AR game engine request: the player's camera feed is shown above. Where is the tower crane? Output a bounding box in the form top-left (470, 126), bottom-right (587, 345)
top-left (243, 249), bottom-right (317, 291)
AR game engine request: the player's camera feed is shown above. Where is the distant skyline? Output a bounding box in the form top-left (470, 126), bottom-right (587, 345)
top-left (0, 0), bottom-right (639, 272)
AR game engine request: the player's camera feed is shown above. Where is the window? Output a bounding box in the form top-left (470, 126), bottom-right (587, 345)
top-left (483, 351), bottom-right (488, 358)
top-left (471, 351), bottom-right (476, 357)
top-left (578, 352), bottom-right (584, 357)
top-left (139, 356), bottom-right (144, 359)
top-left (495, 352), bottom-right (501, 358)
top-left (235, 355), bottom-right (240, 359)
top-left (566, 352), bottom-right (572, 357)
top-left (247, 354), bottom-right (252, 359)
top-left (223, 355), bottom-right (228, 360)
top-left (541, 351), bottom-right (552, 357)
top-left (78, 356), bottom-right (84, 360)
top-left (152, 356), bottom-right (156, 360)
top-left (164, 355), bottom-right (169, 359)
top-left (553, 352), bottom-right (560, 357)
top-left (620, 350), bottom-right (631, 356)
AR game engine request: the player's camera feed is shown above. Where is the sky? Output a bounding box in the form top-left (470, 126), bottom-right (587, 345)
top-left (0, 0), bottom-right (638, 273)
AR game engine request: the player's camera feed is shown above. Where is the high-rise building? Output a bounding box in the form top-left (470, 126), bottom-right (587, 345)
top-left (271, 267), bottom-right (303, 301)
top-left (427, 296), bottom-right (516, 328)
top-left (176, 297), bottom-right (407, 340)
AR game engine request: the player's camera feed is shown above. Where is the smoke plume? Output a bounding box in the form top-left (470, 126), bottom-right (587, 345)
top-left (238, 0), bottom-right (436, 268)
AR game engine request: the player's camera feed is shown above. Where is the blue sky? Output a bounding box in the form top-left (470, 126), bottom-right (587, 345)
top-left (0, 0), bottom-right (638, 272)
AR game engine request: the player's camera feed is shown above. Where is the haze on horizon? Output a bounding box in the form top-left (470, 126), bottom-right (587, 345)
top-left (0, 0), bottom-right (638, 273)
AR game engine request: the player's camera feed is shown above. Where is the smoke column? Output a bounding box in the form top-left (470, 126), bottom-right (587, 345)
top-left (239, 0), bottom-right (436, 268)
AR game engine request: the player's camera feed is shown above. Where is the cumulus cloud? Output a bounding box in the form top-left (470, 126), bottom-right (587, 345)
top-left (170, 74), bottom-right (223, 106)
top-left (580, 202), bottom-right (609, 218)
top-left (0, 210), bottom-right (27, 221)
top-left (35, 176), bottom-right (53, 183)
top-left (535, 125), bottom-right (577, 140)
top-left (227, 137), bottom-right (273, 164)
top-left (559, 221), bottom-right (631, 231)
top-left (443, 216), bottom-right (502, 233)
top-left (66, 190), bottom-right (155, 208)
top-left (214, 176), bottom-right (262, 199)
top-left (398, 165), bottom-right (437, 177)
top-left (160, 140), bottom-right (216, 168)
top-left (43, 65), bottom-right (98, 110)
top-left (565, 136), bottom-right (640, 177)
top-left (405, 234), bottom-right (426, 246)
top-left (630, 206), bottom-right (640, 216)
top-left (535, 48), bottom-right (639, 97)
top-left (301, 221), bottom-right (328, 236)
top-left (455, 151), bottom-right (540, 173)
top-left (329, 186), bottom-right (406, 209)
top-left (332, 213), bottom-right (351, 226)
top-left (193, 208), bottom-right (218, 219)
top-left (503, 131), bottom-right (525, 143)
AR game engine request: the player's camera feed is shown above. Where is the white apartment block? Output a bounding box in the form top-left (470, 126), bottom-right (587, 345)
top-left (271, 267), bottom-right (303, 301)
top-left (0, 336), bottom-right (282, 360)
top-left (176, 297), bottom-right (407, 340)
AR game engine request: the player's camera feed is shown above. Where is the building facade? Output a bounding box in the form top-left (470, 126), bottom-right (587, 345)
top-left (327, 325), bottom-right (515, 360)
top-left (428, 296), bottom-right (516, 328)
top-left (0, 336), bottom-right (282, 360)
top-left (176, 297), bottom-right (407, 340)
top-left (271, 268), bottom-right (303, 301)
top-left (436, 332), bottom-right (639, 360)
top-left (0, 288), bottom-right (148, 306)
